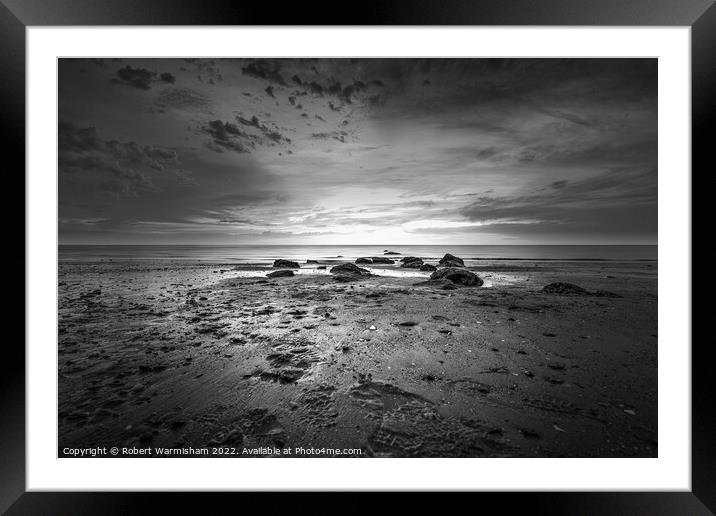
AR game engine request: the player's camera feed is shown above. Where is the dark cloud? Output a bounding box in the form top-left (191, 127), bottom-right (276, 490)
top-left (311, 131), bottom-right (348, 143)
top-left (113, 66), bottom-right (155, 89)
top-left (237, 115), bottom-right (261, 129)
top-left (514, 140), bottom-right (656, 168)
top-left (59, 121), bottom-right (180, 195)
top-left (203, 120), bottom-right (252, 153)
top-left (306, 82), bottom-right (324, 95)
top-left (459, 165), bottom-right (656, 235)
top-left (159, 72), bottom-right (176, 84)
top-left (241, 60), bottom-right (287, 85)
top-left (236, 115), bottom-right (291, 146)
top-left (112, 65), bottom-right (179, 90)
top-left (264, 85), bottom-right (275, 98)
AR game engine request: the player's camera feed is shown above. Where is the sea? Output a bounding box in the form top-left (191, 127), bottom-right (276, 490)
top-left (58, 245), bottom-right (657, 264)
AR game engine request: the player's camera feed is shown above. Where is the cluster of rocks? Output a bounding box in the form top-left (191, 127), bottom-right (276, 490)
top-left (355, 257), bottom-right (396, 265)
top-left (406, 253), bottom-right (483, 288)
top-left (401, 253), bottom-right (463, 272)
top-left (268, 259), bottom-right (300, 279)
top-left (268, 251), bottom-right (485, 288)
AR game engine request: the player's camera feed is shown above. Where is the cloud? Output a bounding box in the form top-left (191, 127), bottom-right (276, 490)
top-left (202, 120), bottom-right (252, 153)
top-left (113, 66), bottom-right (155, 89)
top-left (203, 114), bottom-right (293, 154)
top-left (154, 87), bottom-right (209, 110)
top-left (311, 131), bottom-right (348, 143)
top-left (59, 121), bottom-right (181, 195)
top-left (112, 65), bottom-right (179, 90)
top-left (458, 166), bottom-right (656, 235)
top-left (306, 82), bottom-right (324, 95)
top-left (159, 72), bottom-right (176, 84)
top-left (235, 115), bottom-right (291, 145)
top-left (241, 60), bottom-right (287, 85)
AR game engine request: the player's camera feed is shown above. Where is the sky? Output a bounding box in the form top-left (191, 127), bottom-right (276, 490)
top-left (58, 58), bottom-right (657, 245)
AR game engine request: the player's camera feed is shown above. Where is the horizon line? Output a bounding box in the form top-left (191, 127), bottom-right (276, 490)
top-left (57, 243), bottom-right (658, 247)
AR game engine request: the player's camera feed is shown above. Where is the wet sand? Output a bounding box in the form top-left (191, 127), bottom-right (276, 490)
top-left (58, 258), bottom-right (657, 457)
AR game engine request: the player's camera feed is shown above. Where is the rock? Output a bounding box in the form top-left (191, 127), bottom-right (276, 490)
top-left (429, 267), bottom-right (483, 286)
top-left (330, 263), bottom-right (370, 275)
top-left (316, 265), bottom-right (327, 270)
top-left (370, 257), bottom-right (395, 264)
top-left (306, 259), bottom-right (318, 264)
top-left (401, 256), bottom-right (424, 268)
top-left (267, 270), bottom-right (294, 278)
top-left (330, 262), bottom-right (371, 282)
top-left (355, 257), bottom-right (373, 264)
top-left (542, 282), bottom-right (588, 295)
top-left (438, 253), bottom-right (465, 267)
top-left (419, 263), bottom-right (437, 272)
top-left (383, 251), bottom-right (400, 255)
top-left (272, 259), bottom-right (300, 269)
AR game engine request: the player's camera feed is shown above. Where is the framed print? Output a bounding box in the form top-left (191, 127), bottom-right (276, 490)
top-left (5, 0), bottom-right (712, 512)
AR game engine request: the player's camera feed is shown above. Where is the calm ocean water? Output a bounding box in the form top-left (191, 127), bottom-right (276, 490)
top-left (58, 245), bottom-right (657, 263)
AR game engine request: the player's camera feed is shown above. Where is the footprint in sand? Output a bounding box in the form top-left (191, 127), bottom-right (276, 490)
top-left (348, 379), bottom-right (515, 457)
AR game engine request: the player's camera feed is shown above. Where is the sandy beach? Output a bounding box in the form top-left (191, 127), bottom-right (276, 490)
top-left (58, 252), bottom-right (657, 458)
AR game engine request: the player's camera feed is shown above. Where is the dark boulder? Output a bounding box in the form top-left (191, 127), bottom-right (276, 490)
top-left (438, 253), bottom-right (465, 267)
top-left (272, 259), bottom-right (300, 269)
top-left (401, 256), bottom-right (424, 268)
top-left (542, 282), bottom-right (589, 295)
top-left (317, 265), bottom-right (327, 270)
top-left (370, 257), bottom-right (395, 264)
top-left (306, 259), bottom-right (319, 264)
top-left (355, 257), bottom-right (373, 264)
top-left (330, 263), bottom-right (370, 275)
top-left (419, 263), bottom-right (437, 272)
top-left (331, 263), bottom-right (372, 282)
top-left (383, 250), bottom-right (400, 255)
top-left (429, 267), bottom-right (483, 286)
top-left (267, 270), bottom-right (294, 278)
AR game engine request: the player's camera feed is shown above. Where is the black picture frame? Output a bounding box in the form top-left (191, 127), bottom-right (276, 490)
top-left (4, 0), bottom-right (711, 512)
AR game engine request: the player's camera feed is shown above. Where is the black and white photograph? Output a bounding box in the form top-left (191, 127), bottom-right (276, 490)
top-left (57, 57), bottom-right (658, 458)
